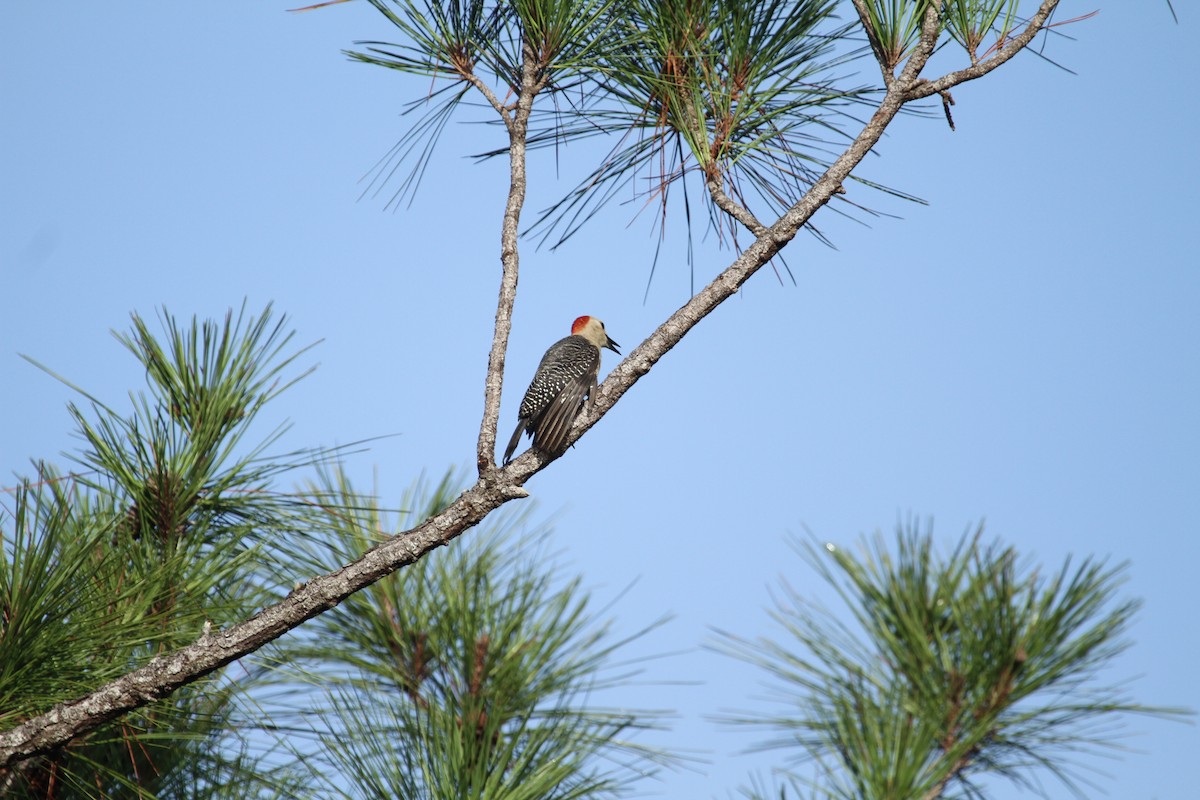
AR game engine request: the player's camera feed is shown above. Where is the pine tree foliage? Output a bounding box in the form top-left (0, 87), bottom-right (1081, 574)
top-left (1, 306), bottom-right (328, 797)
top-left (714, 525), bottom-right (1187, 800)
top-left (257, 470), bottom-right (673, 800)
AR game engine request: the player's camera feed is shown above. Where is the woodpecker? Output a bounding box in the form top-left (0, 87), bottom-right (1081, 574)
top-left (503, 316), bottom-right (620, 465)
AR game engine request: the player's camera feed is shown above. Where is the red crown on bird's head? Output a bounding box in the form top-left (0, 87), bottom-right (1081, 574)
top-left (571, 316), bottom-right (593, 334)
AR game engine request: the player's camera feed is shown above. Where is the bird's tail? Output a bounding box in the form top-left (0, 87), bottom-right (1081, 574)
top-left (502, 419), bottom-right (528, 465)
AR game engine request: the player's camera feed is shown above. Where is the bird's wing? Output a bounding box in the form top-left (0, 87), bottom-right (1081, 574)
top-left (531, 373), bottom-right (592, 455)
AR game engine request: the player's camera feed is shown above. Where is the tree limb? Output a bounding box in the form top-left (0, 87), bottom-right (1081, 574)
top-left (475, 42), bottom-right (548, 475)
top-left (705, 174), bottom-right (767, 238)
top-left (905, 1), bottom-right (1061, 101)
top-left (0, 473), bottom-right (528, 769)
top-left (461, 69), bottom-right (513, 132)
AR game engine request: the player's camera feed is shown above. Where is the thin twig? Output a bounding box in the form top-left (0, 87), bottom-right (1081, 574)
top-left (941, 90), bottom-right (956, 131)
top-left (460, 70), bottom-right (513, 132)
top-left (705, 175), bottom-right (767, 237)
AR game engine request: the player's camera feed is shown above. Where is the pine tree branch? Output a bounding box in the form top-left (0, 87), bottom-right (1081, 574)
top-left (460, 69), bottom-right (513, 131)
top-left (0, 0), bottom-right (1064, 770)
top-left (476, 42), bottom-right (548, 475)
top-left (551, 3), bottom-right (947, 448)
top-left (905, 0), bottom-right (1061, 101)
top-left (705, 174), bottom-right (767, 238)
top-left (0, 473), bottom-right (530, 769)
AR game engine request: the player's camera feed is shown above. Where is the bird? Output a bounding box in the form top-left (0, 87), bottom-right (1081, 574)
top-left (502, 316), bottom-right (620, 465)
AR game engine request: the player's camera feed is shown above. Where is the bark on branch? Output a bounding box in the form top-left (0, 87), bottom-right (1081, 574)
top-left (476, 43), bottom-right (548, 475)
top-left (0, 474), bottom-right (527, 768)
top-left (904, 0), bottom-right (1061, 102)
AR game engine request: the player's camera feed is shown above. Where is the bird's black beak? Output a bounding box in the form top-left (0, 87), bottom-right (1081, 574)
top-left (605, 336), bottom-right (620, 355)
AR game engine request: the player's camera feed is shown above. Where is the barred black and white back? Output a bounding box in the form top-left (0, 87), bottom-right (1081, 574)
top-left (502, 316), bottom-right (619, 464)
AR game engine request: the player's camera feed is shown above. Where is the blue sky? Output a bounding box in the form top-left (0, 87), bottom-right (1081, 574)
top-left (2, 2), bottom-right (1197, 798)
